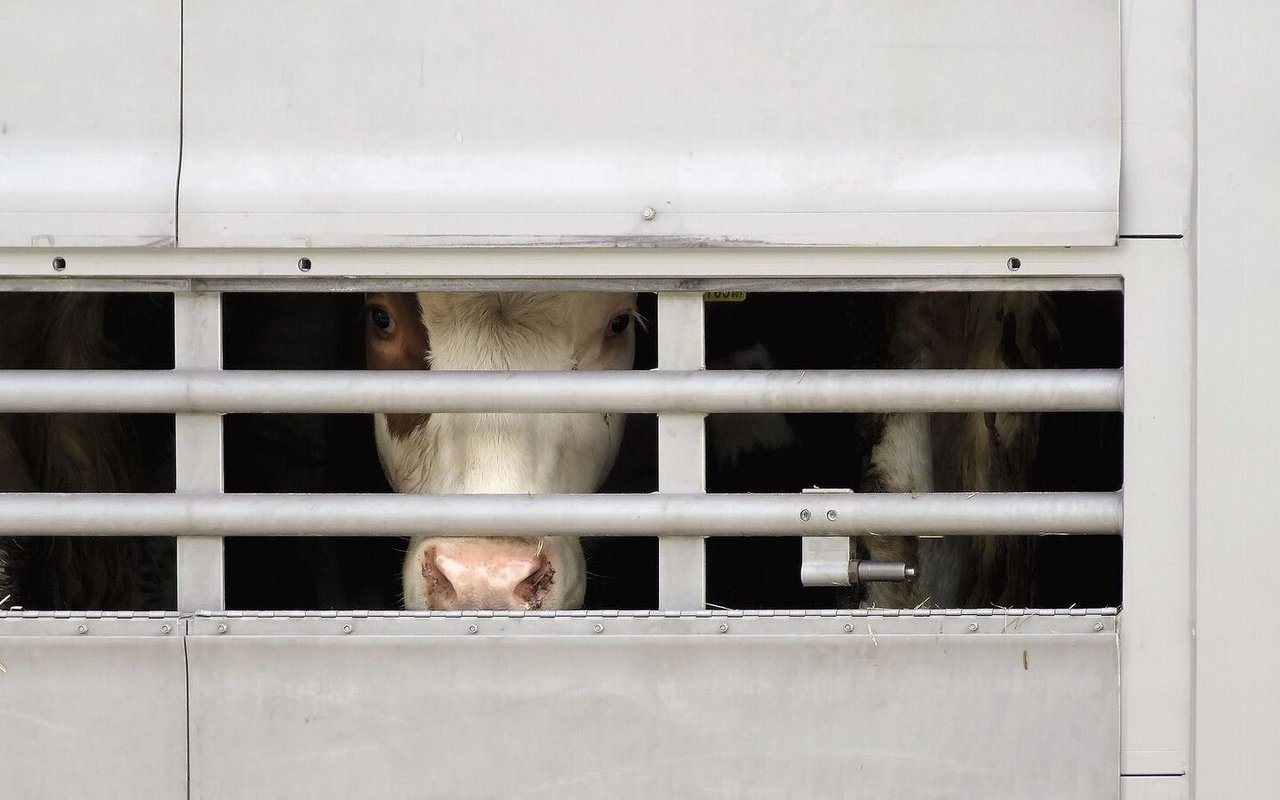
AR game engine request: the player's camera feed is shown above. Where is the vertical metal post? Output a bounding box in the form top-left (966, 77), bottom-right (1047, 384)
top-left (1119, 241), bottom-right (1193, 777)
top-left (174, 292), bottom-right (225, 611)
top-left (656, 292), bottom-right (706, 609)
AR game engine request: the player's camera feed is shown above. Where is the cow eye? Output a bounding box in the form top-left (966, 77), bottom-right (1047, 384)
top-left (369, 306), bottom-right (395, 336)
top-left (607, 313), bottom-right (631, 337)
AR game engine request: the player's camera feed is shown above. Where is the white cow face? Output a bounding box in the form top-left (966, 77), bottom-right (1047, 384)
top-left (365, 291), bottom-right (637, 611)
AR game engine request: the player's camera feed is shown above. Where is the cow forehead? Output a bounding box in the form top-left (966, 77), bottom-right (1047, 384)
top-left (417, 292), bottom-right (631, 337)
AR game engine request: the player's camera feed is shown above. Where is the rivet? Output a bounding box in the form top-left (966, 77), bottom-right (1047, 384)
top-left (826, 509), bottom-right (838, 521)
top-left (1006, 256), bottom-right (1022, 271)
top-left (297, 257), bottom-right (312, 272)
top-left (342, 624), bottom-right (354, 635)
top-left (1093, 622), bottom-right (1105, 632)
top-left (800, 509), bottom-right (812, 522)
top-left (967, 622), bottom-right (979, 632)
top-left (160, 624), bottom-right (172, 635)
top-left (843, 623), bottom-right (854, 633)
top-left (641, 206), bottom-right (657, 221)
top-left (467, 624), bottom-right (479, 634)
top-left (52, 256), bottom-right (67, 271)
top-left (216, 623), bottom-right (228, 634)
top-left (76, 624), bottom-right (88, 635)
top-left (592, 623), bottom-right (604, 634)
top-left (718, 623), bottom-right (730, 634)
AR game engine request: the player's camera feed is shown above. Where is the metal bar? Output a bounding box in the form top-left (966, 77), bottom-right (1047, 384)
top-left (657, 292), bottom-right (707, 610)
top-left (0, 275), bottom-right (1123, 294)
top-left (0, 369), bottom-right (1124, 414)
top-left (174, 293), bottom-right (225, 612)
top-left (0, 492), bottom-right (1122, 538)
top-left (0, 242), bottom-right (1137, 280)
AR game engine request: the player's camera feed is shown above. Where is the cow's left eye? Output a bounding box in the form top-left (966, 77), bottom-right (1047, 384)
top-left (369, 306), bottom-right (395, 337)
top-left (607, 314), bottom-right (631, 337)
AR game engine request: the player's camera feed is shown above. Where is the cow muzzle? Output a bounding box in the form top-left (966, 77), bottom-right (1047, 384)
top-left (404, 536), bottom-right (582, 611)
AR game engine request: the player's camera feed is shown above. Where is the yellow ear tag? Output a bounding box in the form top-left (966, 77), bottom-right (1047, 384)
top-left (703, 291), bottom-right (748, 303)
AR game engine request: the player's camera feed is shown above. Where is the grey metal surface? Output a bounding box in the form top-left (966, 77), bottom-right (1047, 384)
top-left (0, 615), bottom-right (187, 799)
top-left (185, 612), bottom-right (1118, 800)
top-left (0, 368), bottom-right (1124, 414)
top-left (0, 491), bottom-right (1123, 537)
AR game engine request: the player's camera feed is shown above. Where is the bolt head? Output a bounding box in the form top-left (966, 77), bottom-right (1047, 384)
top-left (826, 509), bottom-right (838, 521)
top-left (843, 623), bottom-right (854, 633)
top-left (592, 623), bottom-right (604, 634)
top-left (342, 624), bottom-right (354, 635)
top-left (467, 624), bottom-right (479, 634)
top-left (76, 624), bottom-right (88, 635)
top-left (718, 623), bottom-right (730, 633)
top-left (800, 509), bottom-right (812, 522)
top-left (216, 623), bottom-right (228, 634)
top-left (641, 206), bottom-right (657, 221)
top-left (1093, 622), bottom-right (1105, 632)
top-left (161, 624), bottom-right (172, 635)
top-left (967, 622), bottom-right (979, 632)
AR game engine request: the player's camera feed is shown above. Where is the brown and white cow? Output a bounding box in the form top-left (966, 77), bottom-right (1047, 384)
top-left (364, 292), bottom-right (638, 611)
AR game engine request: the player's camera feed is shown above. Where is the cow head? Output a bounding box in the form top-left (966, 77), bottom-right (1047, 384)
top-left (365, 292), bottom-right (637, 610)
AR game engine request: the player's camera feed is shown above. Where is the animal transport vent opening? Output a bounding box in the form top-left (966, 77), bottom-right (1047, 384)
top-left (0, 288), bottom-right (1121, 614)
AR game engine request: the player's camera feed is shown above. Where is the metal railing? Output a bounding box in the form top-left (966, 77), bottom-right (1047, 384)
top-left (0, 286), bottom-right (1127, 610)
top-left (0, 492), bottom-right (1122, 537)
top-left (0, 368), bottom-right (1123, 414)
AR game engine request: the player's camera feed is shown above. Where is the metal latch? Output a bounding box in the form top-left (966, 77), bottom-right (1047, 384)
top-left (799, 488), bottom-right (917, 587)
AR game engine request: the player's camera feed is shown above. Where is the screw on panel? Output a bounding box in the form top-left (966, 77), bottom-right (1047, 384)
top-left (641, 206), bottom-right (657, 221)
top-left (342, 624), bottom-right (354, 635)
top-left (800, 509), bottom-right (812, 522)
top-left (297, 257), bottom-right (312, 272)
top-left (76, 624), bottom-right (88, 635)
top-left (1006, 257), bottom-right (1022, 271)
top-left (160, 624), bottom-right (172, 635)
top-left (718, 623), bottom-right (730, 634)
top-left (843, 623), bottom-right (854, 633)
top-left (467, 624), bottom-right (479, 634)
top-left (826, 509), bottom-right (838, 521)
top-left (52, 256), bottom-right (67, 271)
top-left (967, 622), bottom-right (979, 632)
top-left (592, 623), bottom-right (604, 634)
top-left (1093, 622), bottom-right (1105, 632)
top-left (216, 623), bottom-right (228, 634)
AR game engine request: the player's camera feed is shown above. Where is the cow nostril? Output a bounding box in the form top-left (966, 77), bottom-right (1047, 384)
top-left (421, 547), bottom-right (457, 606)
top-left (514, 554), bottom-right (555, 608)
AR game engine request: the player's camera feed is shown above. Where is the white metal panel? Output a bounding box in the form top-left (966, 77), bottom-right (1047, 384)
top-left (1195, 1), bottom-right (1280, 797)
top-left (0, 2), bottom-right (180, 247)
top-left (1119, 240), bottom-right (1193, 776)
top-left (187, 613), bottom-right (1118, 799)
top-left (179, 0), bottom-right (1120, 248)
top-left (0, 616), bottom-right (187, 799)
top-left (1120, 776), bottom-right (1188, 800)
top-left (1117, 0), bottom-right (1194, 236)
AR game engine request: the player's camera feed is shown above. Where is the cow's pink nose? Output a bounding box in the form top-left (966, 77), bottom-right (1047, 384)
top-left (421, 539), bottom-right (556, 610)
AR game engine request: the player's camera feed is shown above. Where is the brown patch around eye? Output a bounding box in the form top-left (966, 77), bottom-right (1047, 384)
top-left (365, 292), bottom-right (431, 439)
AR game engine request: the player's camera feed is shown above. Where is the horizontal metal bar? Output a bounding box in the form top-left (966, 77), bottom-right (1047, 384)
top-left (0, 275), bottom-right (1122, 294)
top-left (0, 492), bottom-right (1122, 537)
top-left (0, 244), bottom-right (1142, 284)
top-left (0, 369), bottom-right (1123, 414)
